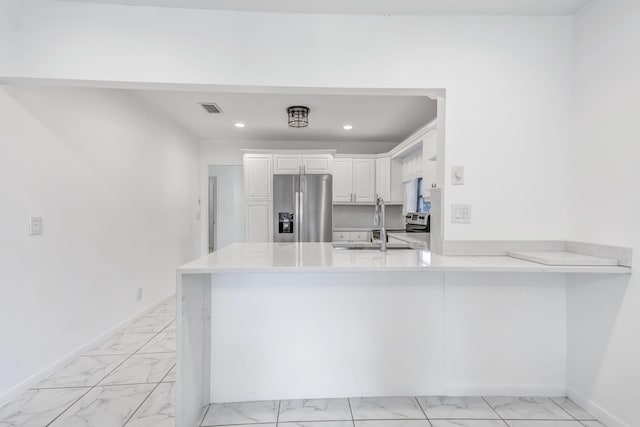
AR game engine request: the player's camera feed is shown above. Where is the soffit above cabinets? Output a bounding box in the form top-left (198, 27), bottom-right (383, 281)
top-left (61, 0), bottom-right (593, 16)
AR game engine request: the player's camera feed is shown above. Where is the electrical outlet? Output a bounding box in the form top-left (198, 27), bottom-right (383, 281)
top-left (451, 204), bottom-right (471, 224)
top-left (136, 287), bottom-right (143, 301)
top-left (29, 216), bottom-right (43, 236)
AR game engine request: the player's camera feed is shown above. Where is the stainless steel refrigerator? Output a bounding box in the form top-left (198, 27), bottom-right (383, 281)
top-left (273, 174), bottom-right (332, 242)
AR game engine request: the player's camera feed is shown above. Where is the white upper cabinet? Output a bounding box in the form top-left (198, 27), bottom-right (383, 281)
top-left (303, 154), bottom-right (333, 174)
top-left (333, 157), bottom-right (375, 203)
top-left (353, 158), bottom-right (375, 203)
top-left (332, 158), bottom-right (353, 203)
top-left (243, 153), bottom-right (273, 200)
top-left (273, 153), bottom-right (333, 174)
top-left (273, 154), bottom-right (302, 175)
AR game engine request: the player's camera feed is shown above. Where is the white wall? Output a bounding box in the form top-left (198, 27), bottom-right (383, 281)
top-left (0, 85), bottom-right (200, 400)
top-left (0, 1), bottom-right (573, 241)
top-left (566, 1), bottom-right (640, 426)
top-left (207, 165), bottom-right (244, 250)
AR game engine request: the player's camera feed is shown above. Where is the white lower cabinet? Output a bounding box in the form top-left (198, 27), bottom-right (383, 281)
top-left (333, 231), bottom-right (371, 243)
top-left (332, 231), bottom-right (350, 242)
top-left (350, 231), bottom-right (369, 242)
top-left (245, 202), bottom-right (273, 242)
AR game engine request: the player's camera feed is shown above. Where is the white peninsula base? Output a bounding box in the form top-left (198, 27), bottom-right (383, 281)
top-left (175, 243), bottom-right (629, 427)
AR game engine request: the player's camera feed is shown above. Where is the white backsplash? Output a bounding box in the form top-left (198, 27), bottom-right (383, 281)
top-left (333, 205), bottom-right (405, 229)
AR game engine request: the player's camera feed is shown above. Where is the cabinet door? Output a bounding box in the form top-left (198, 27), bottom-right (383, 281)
top-left (332, 231), bottom-right (350, 242)
top-left (353, 158), bottom-right (376, 203)
top-left (350, 231), bottom-right (370, 242)
top-left (333, 158), bottom-right (353, 203)
top-left (274, 154), bottom-right (302, 175)
top-left (375, 157), bottom-right (391, 202)
top-left (245, 202), bottom-right (272, 242)
top-left (302, 154), bottom-right (333, 174)
top-left (244, 154), bottom-right (273, 200)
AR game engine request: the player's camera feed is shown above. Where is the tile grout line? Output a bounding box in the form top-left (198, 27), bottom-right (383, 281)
top-left (122, 361), bottom-right (175, 426)
top-left (347, 397), bottom-right (355, 427)
top-left (549, 397), bottom-right (582, 422)
top-left (199, 403), bottom-right (212, 427)
top-left (414, 396), bottom-right (433, 426)
top-left (481, 396), bottom-right (510, 427)
top-left (276, 400), bottom-right (281, 426)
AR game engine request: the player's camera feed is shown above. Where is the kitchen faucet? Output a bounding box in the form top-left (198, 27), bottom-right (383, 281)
top-left (374, 196), bottom-right (387, 252)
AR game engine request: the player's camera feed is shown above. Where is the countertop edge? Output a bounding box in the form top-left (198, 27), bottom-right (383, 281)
top-left (177, 265), bottom-right (632, 275)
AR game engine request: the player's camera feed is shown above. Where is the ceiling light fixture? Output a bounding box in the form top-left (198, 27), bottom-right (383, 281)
top-left (235, 123), bottom-right (245, 128)
top-left (343, 125), bottom-right (353, 130)
top-left (287, 106), bottom-right (310, 128)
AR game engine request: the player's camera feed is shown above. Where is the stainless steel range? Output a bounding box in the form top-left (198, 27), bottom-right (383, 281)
top-left (372, 212), bottom-right (430, 241)
top-left (405, 212), bottom-right (430, 233)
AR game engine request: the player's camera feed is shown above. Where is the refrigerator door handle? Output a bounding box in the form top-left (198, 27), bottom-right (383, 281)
top-left (299, 191), bottom-right (304, 242)
top-left (294, 191), bottom-right (300, 242)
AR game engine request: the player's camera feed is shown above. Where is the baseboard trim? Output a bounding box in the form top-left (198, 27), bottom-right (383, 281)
top-left (567, 388), bottom-right (631, 427)
top-left (444, 383), bottom-right (566, 397)
top-left (0, 292), bottom-right (175, 407)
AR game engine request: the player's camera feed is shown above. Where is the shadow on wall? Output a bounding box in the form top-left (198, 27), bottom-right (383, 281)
top-left (566, 272), bottom-right (634, 419)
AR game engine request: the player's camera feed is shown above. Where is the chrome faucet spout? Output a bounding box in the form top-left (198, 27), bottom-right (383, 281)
top-left (376, 196), bottom-right (387, 252)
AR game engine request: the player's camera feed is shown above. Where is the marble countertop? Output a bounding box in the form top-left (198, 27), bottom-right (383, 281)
top-left (508, 251), bottom-right (619, 266)
top-left (178, 243), bottom-right (631, 275)
top-left (387, 232), bottom-right (430, 248)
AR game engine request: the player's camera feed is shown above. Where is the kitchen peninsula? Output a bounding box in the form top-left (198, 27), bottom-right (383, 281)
top-left (176, 242), bottom-right (630, 427)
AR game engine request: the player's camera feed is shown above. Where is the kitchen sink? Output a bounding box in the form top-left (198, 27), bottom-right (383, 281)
top-left (332, 242), bottom-right (413, 250)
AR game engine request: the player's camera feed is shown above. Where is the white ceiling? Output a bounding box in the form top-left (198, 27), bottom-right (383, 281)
top-left (62, 0), bottom-right (592, 16)
top-left (131, 90), bottom-right (437, 143)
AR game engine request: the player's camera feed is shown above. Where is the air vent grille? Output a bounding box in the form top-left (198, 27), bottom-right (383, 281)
top-left (200, 103), bottom-right (222, 114)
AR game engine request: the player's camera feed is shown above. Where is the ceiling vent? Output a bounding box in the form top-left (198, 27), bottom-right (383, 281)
top-left (200, 103), bottom-right (223, 114)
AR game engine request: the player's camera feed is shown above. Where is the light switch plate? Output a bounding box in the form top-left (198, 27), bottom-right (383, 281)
top-left (29, 216), bottom-right (43, 236)
top-left (452, 166), bottom-right (465, 185)
top-left (451, 204), bottom-right (471, 224)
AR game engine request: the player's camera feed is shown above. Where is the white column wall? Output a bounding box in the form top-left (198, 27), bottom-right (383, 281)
top-left (566, 1), bottom-right (640, 426)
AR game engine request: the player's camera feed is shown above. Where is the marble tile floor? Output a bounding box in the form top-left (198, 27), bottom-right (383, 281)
top-left (198, 396), bottom-right (604, 427)
top-left (0, 297), bottom-right (177, 427)
top-left (0, 296), bottom-right (606, 427)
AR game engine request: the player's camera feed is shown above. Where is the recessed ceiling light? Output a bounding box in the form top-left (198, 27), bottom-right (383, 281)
top-left (235, 123), bottom-right (245, 128)
top-left (343, 125), bottom-right (353, 130)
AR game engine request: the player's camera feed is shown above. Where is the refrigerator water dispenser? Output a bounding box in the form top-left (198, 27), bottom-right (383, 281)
top-left (278, 212), bottom-right (294, 234)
